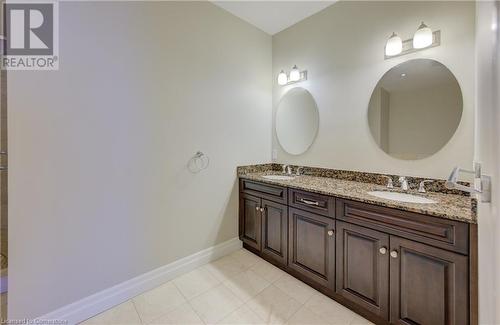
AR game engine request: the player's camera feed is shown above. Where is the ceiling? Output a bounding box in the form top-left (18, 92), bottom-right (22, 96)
top-left (211, 1), bottom-right (336, 35)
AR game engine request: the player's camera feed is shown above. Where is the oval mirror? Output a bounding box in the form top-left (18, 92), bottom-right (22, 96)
top-left (368, 59), bottom-right (463, 160)
top-left (276, 87), bottom-right (319, 155)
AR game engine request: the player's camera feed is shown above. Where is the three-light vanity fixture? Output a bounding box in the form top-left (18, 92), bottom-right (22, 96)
top-left (385, 22), bottom-right (440, 59)
top-left (277, 65), bottom-right (307, 86)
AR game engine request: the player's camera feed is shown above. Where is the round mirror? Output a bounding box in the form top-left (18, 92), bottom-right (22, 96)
top-left (276, 87), bottom-right (319, 155)
top-left (368, 59), bottom-right (463, 160)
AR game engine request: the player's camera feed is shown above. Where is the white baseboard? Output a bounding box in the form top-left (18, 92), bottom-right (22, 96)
top-left (39, 237), bottom-right (242, 325)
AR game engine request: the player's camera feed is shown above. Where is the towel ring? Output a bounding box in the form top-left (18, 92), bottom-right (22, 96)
top-left (188, 151), bottom-right (209, 173)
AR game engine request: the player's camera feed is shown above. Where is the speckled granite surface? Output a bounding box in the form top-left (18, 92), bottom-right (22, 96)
top-left (238, 163), bottom-right (470, 195)
top-left (238, 165), bottom-right (477, 224)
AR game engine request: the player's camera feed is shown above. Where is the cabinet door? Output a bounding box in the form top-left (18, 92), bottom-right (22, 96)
top-left (390, 236), bottom-right (468, 325)
top-left (336, 221), bottom-right (389, 320)
top-left (261, 199), bottom-right (288, 266)
top-left (239, 194), bottom-right (261, 251)
top-left (288, 208), bottom-right (335, 290)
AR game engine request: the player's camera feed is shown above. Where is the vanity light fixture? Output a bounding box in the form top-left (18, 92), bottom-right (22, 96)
top-left (277, 70), bottom-right (288, 86)
top-left (277, 65), bottom-right (307, 86)
top-left (384, 24), bottom-right (440, 60)
top-left (289, 65), bottom-right (301, 82)
top-left (413, 22), bottom-right (433, 49)
top-left (385, 32), bottom-right (403, 56)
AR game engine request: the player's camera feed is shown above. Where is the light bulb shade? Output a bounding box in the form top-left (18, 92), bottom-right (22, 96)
top-left (289, 65), bottom-right (301, 82)
top-left (385, 33), bottom-right (402, 56)
top-left (413, 22), bottom-right (433, 49)
top-left (277, 70), bottom-right (288, 85)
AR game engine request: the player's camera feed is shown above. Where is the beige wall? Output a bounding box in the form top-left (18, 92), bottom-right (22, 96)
top-left (272, 1), bottom-right (475, 179)
top-left (8, 2), bottom-right (271, 318)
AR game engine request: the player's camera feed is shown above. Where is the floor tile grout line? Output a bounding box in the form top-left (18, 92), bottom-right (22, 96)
top-left (244, 283), bottom-right (304, 325)
top-left (166, 250), bottom-right (249, 324)
top-left (185, 300), bottom-right (207, 325)
top-left (185, 284), bottom-right (246, 325)
top-left (172, 267), bottom-right (221, 301)
top-left (138, 283), bottom-right (188, 325)
top-left (143, 272), bottom-right (206, 324)
top-left (130, 299), bottom-right (146, 325)
top-left (171, 278), bottom-right (191, 302)
top-left (170, 273), bottom-right (218, 324)
top-left (83, 249), bottom-right (372, 325)
top-left (241, 301), bottom-right (269, 325)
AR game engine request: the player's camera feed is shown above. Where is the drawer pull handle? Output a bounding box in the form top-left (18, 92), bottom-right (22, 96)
top-left (255, 206), bottom-right (260, 211)
top-left (300, 198), bottom-right (320, 206)
top-left (379, 247), bottom-right (387, 255)
top-left (390, 250), bottom-right (398, 258)
top-left (327, 230), bottom-right (334, 236)
top-left (260, 207), bottom-right (265, 212)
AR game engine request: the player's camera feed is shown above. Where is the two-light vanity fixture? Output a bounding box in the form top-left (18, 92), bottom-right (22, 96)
top-left (385, 22), bottom-right (440, 59)
top-left (277, 65), bottom-right (307, 86)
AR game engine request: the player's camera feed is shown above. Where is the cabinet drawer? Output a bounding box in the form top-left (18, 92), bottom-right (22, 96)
top-left (336, 199), bottom-right (469, 255)
top-left (289, 189), bottom-right (335, 218)
top-left (240, 179), bottom-right (287, 204)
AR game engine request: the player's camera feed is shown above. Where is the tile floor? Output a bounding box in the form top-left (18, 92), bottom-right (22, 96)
top-left (81, 249), bottom-right (373, 325)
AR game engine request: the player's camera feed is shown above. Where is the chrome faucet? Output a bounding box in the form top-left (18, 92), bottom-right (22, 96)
top-left (282, 164), bottom-right (292, 175)
top-left (418, 180), bottom-right (433, 193)
top-left (399, 176), bottom-right (409, 191)
top-left (296, 166), bottom-right (304, 176)
top-left (381, 176), bottom-right (394, 189)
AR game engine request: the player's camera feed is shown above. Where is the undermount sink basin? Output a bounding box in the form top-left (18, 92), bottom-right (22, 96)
top-left (367, 191), bottom-right (438, 204)
top-left (262, 175), bottom-right (295, 181)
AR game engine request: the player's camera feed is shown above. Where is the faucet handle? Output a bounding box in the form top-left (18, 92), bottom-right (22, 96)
top-left (418, 180), bottom-right (434, 193)
top-left (282, 164), bottom-right (288, 174)
top-left (381, 176), bottom-right (394, 188)
top-left (398, 176), bottom-right (410, 191)
top-left (296, 167), bottom-right (304, 176)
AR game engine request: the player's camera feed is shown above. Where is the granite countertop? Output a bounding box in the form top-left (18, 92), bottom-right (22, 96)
top-left (239, 171), bottom-right (477, 224)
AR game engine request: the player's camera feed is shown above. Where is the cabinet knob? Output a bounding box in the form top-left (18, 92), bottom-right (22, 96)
top-left (327, 230), bottom-right (334, 236)
top-left (390, 250), bottom-right (398, 258)
top-left (379, 247), bottom-right (387, 255)
top-left (255, 206), bottom-right (260, 211)
top-left (260, 207), bottom-right (265, 212)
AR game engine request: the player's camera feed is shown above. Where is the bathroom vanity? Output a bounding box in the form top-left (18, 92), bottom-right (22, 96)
top-left (238, 165), bottom-right (477, 325)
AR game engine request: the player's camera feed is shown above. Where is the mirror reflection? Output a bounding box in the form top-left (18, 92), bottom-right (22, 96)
top-left (276, 87), bottom-right (319, 155)
top-left (368, 59), bottom-right (463, 160)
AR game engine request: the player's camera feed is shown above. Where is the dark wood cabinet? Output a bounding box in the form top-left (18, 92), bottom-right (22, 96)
top-left (239, 178), bottom-right (474, 325)
top-left (239, 182), bottom-right (288, 267)
top-left (239, 193), bottom-right (262, 251)
top-left (336, 221), bottom-right (390, 320)
top-left (390, 236), bottom-right (468, 325)
top-left (288, 208), bottom-right (335, 290)
top-left (336, 199), bottom-right (469, 255)
top-left (261, 199), bottom-right (288, 266)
